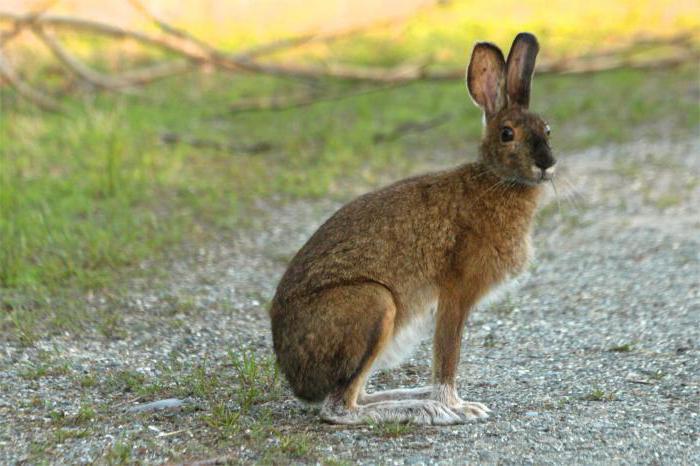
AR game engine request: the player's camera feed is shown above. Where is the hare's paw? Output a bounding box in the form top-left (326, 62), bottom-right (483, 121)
top-left (365, 399), bottom-right (465, 425)
top-left (450, 400), bottom-right (491, 419)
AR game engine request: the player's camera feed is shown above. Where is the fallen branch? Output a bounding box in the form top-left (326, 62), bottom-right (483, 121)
top-left (1, 8), bottom-right (698, 112)
top-left (32, 25), bottom-right (135, 90)
top-left (374, 112), bottom-right (453, 143)
top-left (229, 82), bottom-right (412, 114)
top-left (159, 132), bottom-right (273, 154)
top-left (2, 11), bottom-right (697, 82)
top-left (0, 12), bottom-right (216, 65)
top-left (114, 59), bottom-right (192, 85)
top-left (30, 25), bottom-right (193, 89)
top-left (0, 0), bottom-right (59, 46)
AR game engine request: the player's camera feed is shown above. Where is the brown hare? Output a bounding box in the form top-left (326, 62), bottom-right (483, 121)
top-left (270, 32), bottom-right (555, 425)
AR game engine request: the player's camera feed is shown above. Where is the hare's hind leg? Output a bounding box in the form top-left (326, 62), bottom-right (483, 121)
top-left (322, 397), bottom-right (464, 425)
top-left (318, 286), bottom-right (464, 425)
top-left (358, 386), bottom-right (432, 404)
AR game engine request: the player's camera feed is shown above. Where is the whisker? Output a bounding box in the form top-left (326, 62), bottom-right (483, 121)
top-left (557, 176), bottom-right (586, 210)
top-left (550, 178), bottom-right (563, 216)
top-left (465, 178), bottom-right (507, 210)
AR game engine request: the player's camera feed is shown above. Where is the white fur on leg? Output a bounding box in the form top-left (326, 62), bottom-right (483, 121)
top-left (372, 297), bottom-right (437, 371)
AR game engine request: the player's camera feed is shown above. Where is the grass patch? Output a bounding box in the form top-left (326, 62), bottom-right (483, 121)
top-left (269, 432), bottom-right (314, 459)
top-left (54, 428), bottom-right (91, 444)
top-left (608, 343), bottom-right (634, 353)
top-left (204, 402), bottom-right (241, 435)
top-left (104, 370), bottom-right (153, 395)
top-left (641, 369), bottom-right (666, 381)
top-left (371, 420), bottom-right (416, 438)
top-left (20, 361), bottom-right (71, 380)
top-left (49, 405), bottom-right (96, 427)
top-left (581, 389), bottom-right (617, 402)
top-left (230, 350), bottom-right (282, 413)
top-left (104, 441), bottom-right (133, 465)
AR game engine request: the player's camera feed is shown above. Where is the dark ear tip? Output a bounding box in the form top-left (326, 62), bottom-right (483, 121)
top-left (513, 32), bottom-right (539, 49)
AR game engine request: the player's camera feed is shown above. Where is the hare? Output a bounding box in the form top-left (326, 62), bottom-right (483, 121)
top-left (269, 32), bottom-right (555, 425)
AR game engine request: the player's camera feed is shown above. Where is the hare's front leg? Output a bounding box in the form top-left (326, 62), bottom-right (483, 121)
top-left (431, 289), bottom-right (491, 419)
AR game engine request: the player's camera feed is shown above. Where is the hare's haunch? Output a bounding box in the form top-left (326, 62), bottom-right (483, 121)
top-left (269, 33), bottom-right (556, 425)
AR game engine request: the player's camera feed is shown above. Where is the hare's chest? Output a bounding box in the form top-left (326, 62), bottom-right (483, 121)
top-left (508, 233), bottom-right (534, 275)
top-left (465, 229), bottom-right (533, 284)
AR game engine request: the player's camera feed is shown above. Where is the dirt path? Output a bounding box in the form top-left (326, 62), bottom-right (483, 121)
top-left (1, 137), bottom-right (699, 464)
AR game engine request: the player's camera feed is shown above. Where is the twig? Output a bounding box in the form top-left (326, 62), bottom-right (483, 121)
top-left (1, 9), bottom-right (698, 112)
top-left (31, 25), bottom-right (192, 89)
top-left (626, 379), bottom-right (655, 386)
top-left (0, 12), bottom-right (211, 63)
top-left (374, 112), bottom-right (453, 143)
top-left (2, 11), bottom-right (696, 82)
top-left (542, 49), bottom-right (700, 75)
top-left (0, 0), bottom-right (59, 49)
top-left (159, 132), bottom-right (273, 154)
top-left (229, 82), bottom-right (412, 114)
top-left (114, 59), bottom-right (192, 85)
top-left (126, 0), bottom-right (223, 61)
top-left (156, 428), bottom-right (190, 438)
top-left (32, 25), bottom-right (135, 90)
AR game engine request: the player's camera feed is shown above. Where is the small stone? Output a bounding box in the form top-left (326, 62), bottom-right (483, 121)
top-left (127, 398), bottom-right (186, 413)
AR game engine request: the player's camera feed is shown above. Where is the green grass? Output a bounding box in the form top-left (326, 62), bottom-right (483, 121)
top-left (581, 388), bottom-right (617, 402)
top-left (1, 64), bottom-right (698, 341)
top-left (371, 420), bottom-right (416, 438)
top-left (608, 343), bottom-right (634, 353)
top-left (230, 349), bottom-right (282, 413)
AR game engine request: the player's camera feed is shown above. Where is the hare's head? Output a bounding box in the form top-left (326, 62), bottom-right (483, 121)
top-left (467, 33), bottom-right (555, 186)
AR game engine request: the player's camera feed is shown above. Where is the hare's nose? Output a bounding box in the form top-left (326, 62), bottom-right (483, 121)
top-left (534, 156), bottom-right (556, 170)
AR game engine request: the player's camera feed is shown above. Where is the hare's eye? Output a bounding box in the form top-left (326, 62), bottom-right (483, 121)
top-left (545, 124), bottom-right (551, 137)
top-left (500, 126), bottom-right (514, 142)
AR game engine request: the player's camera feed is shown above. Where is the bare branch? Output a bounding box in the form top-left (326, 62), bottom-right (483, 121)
top-left (0, 12), bottom-right (211, 64)
top-left (0, 0), bottom-right (59, 46)
top-left (0, 7), bottom-right (697, 113)
top-left (159, 131), bottom-right (273, 154)
top-left (229, 82), bottom-right (412, 114)
top-left (114, 60), bottom-right (192, 85)
top-left (32, 25), bottom-right (135, 90)
top-left (373, 112), bottom-right (453, 143)
top-left (126, 0), bottom-right (222, 59)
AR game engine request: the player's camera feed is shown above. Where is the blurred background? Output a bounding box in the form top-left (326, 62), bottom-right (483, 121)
top-left (1, 1), bottom-right (699, 463)
top-left (1, 0), bottom-right (697, 296)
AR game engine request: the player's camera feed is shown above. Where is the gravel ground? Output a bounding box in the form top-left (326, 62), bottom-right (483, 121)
top-left (1, 137), bottom-right (699, 464)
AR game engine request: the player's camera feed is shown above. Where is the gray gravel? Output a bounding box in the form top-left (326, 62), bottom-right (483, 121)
top-left (1, 137), bottom-right (699, 464)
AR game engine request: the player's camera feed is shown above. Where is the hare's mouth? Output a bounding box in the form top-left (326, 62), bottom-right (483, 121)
top-left (531, 163), bottom-right (556, 183)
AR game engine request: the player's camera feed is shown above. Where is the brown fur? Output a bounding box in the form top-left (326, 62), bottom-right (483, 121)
top-left (269, 33), bottom-right (555, 416)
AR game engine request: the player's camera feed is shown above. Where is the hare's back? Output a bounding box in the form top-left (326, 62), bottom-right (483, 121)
top-left (277, 170), bottom-right (462, 299)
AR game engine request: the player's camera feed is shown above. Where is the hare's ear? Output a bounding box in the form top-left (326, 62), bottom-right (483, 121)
top-left (505, 32), bottom-right (539, 109)
top-left (467, 42), bottom-right (506, 118)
